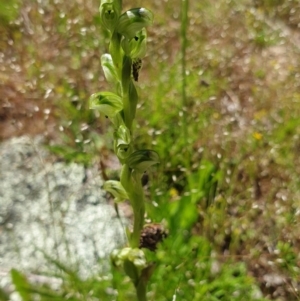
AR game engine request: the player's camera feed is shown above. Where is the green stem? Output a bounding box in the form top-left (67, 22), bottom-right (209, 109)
top-left (120, 54), bottom-right (143, 247)
top-left (180, 0), bottom-right (192, 173)
top-left (110, 31), bottom-right (123, 79)
top-left (180, 0), bottom-right (189, 144)
top-left (131, 193), bottom-right (145, 248)
top-left (136, 282), bottom-right (147, 301)
top-left (122, 55), bottom-right (137, 130)
top-left (120, 165), bottom-right (145, 248)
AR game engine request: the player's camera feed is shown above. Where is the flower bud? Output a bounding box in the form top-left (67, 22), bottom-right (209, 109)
top-left (116, 8), bottom-right (153, 40)
top-left (126, 149), bottom-right (160, 173)
top-left (103, 180), bottom-right (128, 202)
top-left (114, 124), bottom-right (132, 160)
top-left (115, 125), bottom-right (131, 145)
top-left (111, 247), bottom-right (147, 270)
top-left (89, 91), bottom-right (123, 118)
top-left (101, 53), bottom-right (119, 83)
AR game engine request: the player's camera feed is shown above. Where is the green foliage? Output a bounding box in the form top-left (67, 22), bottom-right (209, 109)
top-left (11, 269), bottom-right (33, 301)
top-left (47, 144), bottom-right (94, 166)
top-left (0, 0), bottom-right (19, 25)
top-left (148, 236), bottom-right (266, 301)
top-left (0, 287), bottom-right (9, 301)
top-left (2, 0), bottom-right (300, 300)
top-left (9, 265), bottom-right (119, 301)
top-left (8, 242), bottom-right (267, 301)
top-left (276, 241), bottom-right (298, 275)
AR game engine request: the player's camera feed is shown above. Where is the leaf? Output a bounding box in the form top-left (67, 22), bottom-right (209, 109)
top-left (126, 149), bottom-right (159, 172)
top-left (124, 259), bottom-right (139, 285)
top-left (139, 263), bottom-right (156, 285)
top-left (121, 55), bottom-right (132, 94)
top-left (103, 180), bottom-right (129, 202)
top-left (89, 92), bottom-right (123, 118)
top-left (47, 145), bottom-right (93, 165)
top-left (11, 269), bottom-right (32, 301)
top-left (0, 287), bottom-right (10, 301)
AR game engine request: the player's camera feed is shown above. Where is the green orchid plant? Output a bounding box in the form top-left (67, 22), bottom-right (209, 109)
top-left (89, 1), bottom-right (159, 300)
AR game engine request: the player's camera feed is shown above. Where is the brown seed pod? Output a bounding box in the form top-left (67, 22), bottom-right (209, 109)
top-left (139, 223), bottom-right (168, 251)
top-left (132, 58), bottom-right (142, 82)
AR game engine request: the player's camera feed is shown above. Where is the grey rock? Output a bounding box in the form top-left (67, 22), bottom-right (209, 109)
top-left (0, 136), bottom-right (126, 283)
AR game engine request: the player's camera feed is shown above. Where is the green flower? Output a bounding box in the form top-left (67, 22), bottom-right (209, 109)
top-left (116, 8), bottom-right (153, 40)
top-left (114, 124), bottom-right (133, 160)
top-left (121, 28), bottom-right (147, 59)
top-left (99, 0), bottom-right (122, 32)
top-left (103, 180), bottom-right (128, 203)
top-left (89, 91), bottom-right (123, 118)
top-left (101, 53), bottom-right (119, 83)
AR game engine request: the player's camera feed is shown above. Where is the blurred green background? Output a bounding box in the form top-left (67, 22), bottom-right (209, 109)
top-left (1, 0), bottom-right (300, 300)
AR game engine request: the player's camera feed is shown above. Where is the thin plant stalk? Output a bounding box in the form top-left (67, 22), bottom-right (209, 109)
top-left (90, 1), bottom-right (158, 300)
top-left (180, 0), bottom-right (189, 145)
